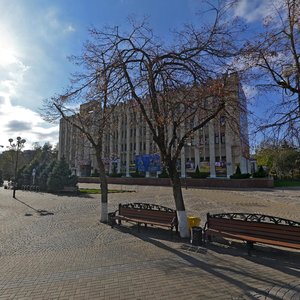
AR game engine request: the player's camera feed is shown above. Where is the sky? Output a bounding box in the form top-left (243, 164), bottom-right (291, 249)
top-left (0, 0), bottom-right (276, 151)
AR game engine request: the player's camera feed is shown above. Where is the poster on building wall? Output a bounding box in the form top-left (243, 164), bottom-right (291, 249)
top-left (135, 154), bottom-right (161, 172)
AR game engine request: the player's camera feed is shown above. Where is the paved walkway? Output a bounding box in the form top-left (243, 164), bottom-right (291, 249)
top-left (0, 185), bottom-right (300, 299)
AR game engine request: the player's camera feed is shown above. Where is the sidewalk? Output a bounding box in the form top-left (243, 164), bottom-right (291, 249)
top-left (0, 186), bottom-right (299, 299)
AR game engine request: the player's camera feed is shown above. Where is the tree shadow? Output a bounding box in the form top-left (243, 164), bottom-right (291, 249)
top-left (13, 197), bottom-right (54, 216)
top-left (205, 236), bottom-right (300, 275)
top-left (112, 223), bottom-right (184, 243)
top-left (111, 223), bottom-right (300, 299)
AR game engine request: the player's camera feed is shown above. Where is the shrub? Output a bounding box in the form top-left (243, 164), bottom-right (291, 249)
top-left (0, 170), bottom-right (3, 187)
top-left (235, 165), bottom-right (242, 175)
top-left (91, 169), bottom-right (99, 177)
top-left (190, 165), bottom-right (210, 178)
top-left (192, 172), bottom-right (210, 178)
top-left (109, 172), bottom-right (123, 177)
top-left (230, 165), bottom-right (251, 179)
top-left (130, 171), bottom-right (145, 178)
top-left (252, 165), bottom-right (268, 178)
top-left (158, 167), bottom-right (169, 178)
top-left (230, 173), bottom-right (251, 179)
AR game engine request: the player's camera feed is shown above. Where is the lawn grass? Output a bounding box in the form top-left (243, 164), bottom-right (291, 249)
top-left (79, 188), bottom-right (135, 194)
top-left (274, 180), bottom-right (300, 187)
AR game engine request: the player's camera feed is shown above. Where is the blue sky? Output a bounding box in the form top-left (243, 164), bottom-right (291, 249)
top-left (0, 0), bottom-right (275, 150)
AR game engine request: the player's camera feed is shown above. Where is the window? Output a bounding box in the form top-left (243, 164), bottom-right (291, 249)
top-left (215, 135), bottom-right (219, 144)
top-left (205, 135), bottom-right (209, 145)
top-left (220, 116), bottom-right (225, 126)
top-left (221, 134), bottom-right (225, 144)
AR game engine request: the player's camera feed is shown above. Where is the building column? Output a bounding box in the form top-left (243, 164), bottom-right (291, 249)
top-left (145, 124), bottom-right (150, 178)
top-left (180, 122), bottom-right (186, 178)
top-left (135, 112), bottom-right (140, 156)
top-left (117, 111), bottom-right (122, 174)
top-left (208, 121), bottom-right (216, 178)
top-left (225, 129), bottom-right (233, 178)
top-left (194, 117), bottom-right (200, 170)
top-left (109, 131), bottom-right (113, 174)
top-left (240, 156), bottom-right (248, 174)
top-left (126, 109), bottom-right (130, 177)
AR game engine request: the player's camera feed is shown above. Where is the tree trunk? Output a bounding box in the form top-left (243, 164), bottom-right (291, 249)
top-left (96, 155), bottom-right (108, 223)
top-left (168, 163), bottom-right (189, 238)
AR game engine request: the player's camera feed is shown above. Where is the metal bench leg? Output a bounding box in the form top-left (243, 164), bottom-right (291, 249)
top-left (247, 241), bottom-right (254, 256)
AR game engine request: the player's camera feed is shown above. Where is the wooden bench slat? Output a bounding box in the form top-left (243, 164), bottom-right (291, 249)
top-left (119, 210), bottom-right (175, 219)
top-left (207, 226), bottom-right (300, 243)
top-left (208, 223), bottom-right (300, 241)
top-left (209, 218), bottom-right (300, 233)
top-left (119, 213), bottom-right (175, 222)
top-left (206, 229), bottom-right (300, 250)
top-left (119, 211), bottom-right (175, 218)
top-left (116, 215), bottom-right (174, 224)
top-left (205, 213), bottom-right (300, 252)
top-left (112, 203), bottom-right (178, 233)
top-left (115, 216), bottom-right (173, 227)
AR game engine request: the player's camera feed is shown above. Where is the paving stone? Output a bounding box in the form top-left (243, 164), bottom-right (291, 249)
top-left (0, 186), bottom-right (300, 299)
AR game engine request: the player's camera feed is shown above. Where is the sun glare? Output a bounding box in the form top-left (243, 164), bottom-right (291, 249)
top-left (0, 31), bottom-right (19, 66)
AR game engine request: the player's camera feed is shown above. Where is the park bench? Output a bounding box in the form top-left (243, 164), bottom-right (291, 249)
top-left (204, 213), bottom-right (300, 254)
top-left (59, 186), bottom-right (79, 194)
top-left (22, 185), bottom-right (40, 192)
top-left (110, 202), bottom-right (178, 234)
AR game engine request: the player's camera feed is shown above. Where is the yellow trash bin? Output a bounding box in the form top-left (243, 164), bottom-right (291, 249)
top-left (187, 216), bottom-right (200, 230)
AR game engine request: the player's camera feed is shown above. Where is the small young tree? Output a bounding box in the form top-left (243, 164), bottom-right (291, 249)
top-left (38, 161), bottom-right (56, 192)
top-left (0, 170), bottom-right (3, 187)
top-left (47, 157), bottom-right (75, 192)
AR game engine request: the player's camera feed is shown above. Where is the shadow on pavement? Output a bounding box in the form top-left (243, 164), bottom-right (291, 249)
top-left (13, 197), bottom-right (54, 216)
top-left (111, 223), bottom-right (300, 299)
top-left (112, 223), bottom-right (184, 243)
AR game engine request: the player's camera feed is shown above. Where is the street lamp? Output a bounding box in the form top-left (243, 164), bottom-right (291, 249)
top-left (8, 137), bottom-right (26, 198)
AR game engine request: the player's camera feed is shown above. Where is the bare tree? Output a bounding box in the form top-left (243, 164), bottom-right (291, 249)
top-left (44, 3), bottom-right (245, 236)
top-left (82, 11), bottom-right (243, 236)
top-left (43, 53), bottom-right (127, 223)
top-left (246, 0), bottom-right (300, 141)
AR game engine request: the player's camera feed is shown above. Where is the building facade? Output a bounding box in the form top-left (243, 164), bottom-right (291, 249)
top-left (58, 75), bottom-right (250, 178)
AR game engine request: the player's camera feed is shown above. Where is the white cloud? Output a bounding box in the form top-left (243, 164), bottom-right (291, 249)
top-left (0, 3), bottom-right (78, 150)
top-left (242, 84), bottom-right (258, 99)
top-left (64, 25), bottom-right (76, 33)
top-left (43, 7), bottom-right (76, 37)
top-left (0, 30), bottom-right (59, 149)
top-left (0, 95), bottom-right (59, 149)
top-left (232, 0), bottom-right (283, 23)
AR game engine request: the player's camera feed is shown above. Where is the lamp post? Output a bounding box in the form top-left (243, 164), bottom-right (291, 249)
top-left (8, 137), bottom-right (26, 198)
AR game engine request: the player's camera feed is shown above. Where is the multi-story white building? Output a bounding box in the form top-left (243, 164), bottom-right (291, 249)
top-left (58, 75), bottom-right (250, 178)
